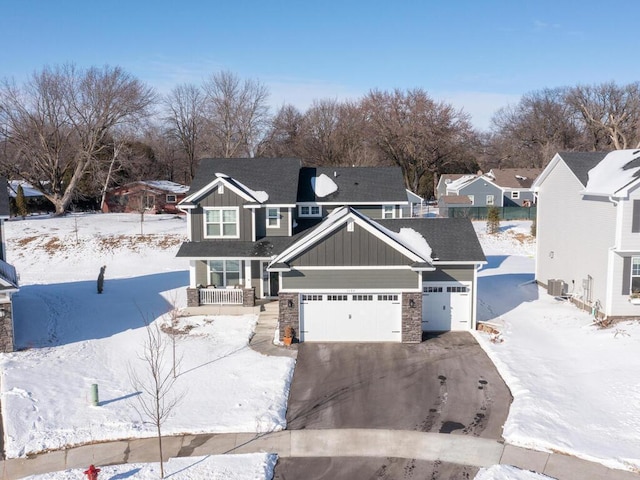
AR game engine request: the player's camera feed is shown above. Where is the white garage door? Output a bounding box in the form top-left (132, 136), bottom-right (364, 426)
top-left (422, 282), bottom-right (472, 332)
top-left (300, 293), bottom-right (402, 342)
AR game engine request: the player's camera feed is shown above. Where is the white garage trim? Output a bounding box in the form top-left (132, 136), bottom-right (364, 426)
top-left (421, 281), bottom-right (473, 332)
top-left (299, 293), bottom-right (402, 342)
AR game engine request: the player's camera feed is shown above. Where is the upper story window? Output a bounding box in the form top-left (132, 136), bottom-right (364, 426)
top-left (299, 205), bottom-right (321, 217)
top-left (486, 195), bottom-right (495, 206)
top-left (166, 194), bottom-right (177, 203)
top-left (511, 191), bottom-right (520, 199)
top-left (383, 205), bottom-right (395, 219)
top-left (204, 207), bottom-right (239, 238)
top-left (267, 207), bottom-right (280, 228)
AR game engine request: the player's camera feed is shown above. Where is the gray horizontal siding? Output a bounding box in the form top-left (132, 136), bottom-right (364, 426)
top-left (291, 223), bottom-right (411, 267)
top-left (422, 266), bottom-right (474, 282)
top-left (282, 268), bottom-right (418, 289)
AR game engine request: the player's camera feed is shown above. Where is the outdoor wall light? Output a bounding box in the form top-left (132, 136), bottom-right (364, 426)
top-left (409, 299), bottom-right (416, 308)
top-left (288, 299), bottom-right (294, 308)
top-left (549, 251), bottom-right (554, 259)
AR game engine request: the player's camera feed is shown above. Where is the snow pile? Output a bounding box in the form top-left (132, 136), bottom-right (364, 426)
top-left (584, 149), bottom-right (640, 195)
top-left (23, 453), bottom-right (277, 479)
top-left (474, 465), bottom-right (553, 480)
top-left (2, 213), bottom-right (294, 458)
top-left (397, 227), bottom-right (433, 261)
top-left (473, 220), bottom-right (640, 472)
top-left (311, 174), bottom-right (338, 197)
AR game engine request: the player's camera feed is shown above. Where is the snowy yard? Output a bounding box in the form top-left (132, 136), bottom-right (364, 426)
top-left (2, 214), bottom-right (639, 478)
top-left (1, 214), bottom-right (294, 459)
top-left (474, 221), bottom-right (640, 473)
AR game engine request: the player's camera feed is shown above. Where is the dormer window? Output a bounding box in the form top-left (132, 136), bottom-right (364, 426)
top-left (299, 205), bottom-right (321, 217)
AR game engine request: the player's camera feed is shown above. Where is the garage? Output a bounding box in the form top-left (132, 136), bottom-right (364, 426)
top-left (422, 282), bottom-right (472, 332)
top-left (299, 293), bottom-right (402, 342)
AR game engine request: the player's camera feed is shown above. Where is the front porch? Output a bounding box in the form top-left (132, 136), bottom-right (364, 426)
top-left (187, 286), bottom-right (257, 308)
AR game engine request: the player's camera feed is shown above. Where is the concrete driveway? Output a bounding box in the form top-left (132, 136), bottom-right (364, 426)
top-left (285, 332), bottom-right (511, 439)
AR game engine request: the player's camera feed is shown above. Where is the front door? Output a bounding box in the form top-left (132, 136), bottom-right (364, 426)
top-left (269, 272), bottom-right (279, 296)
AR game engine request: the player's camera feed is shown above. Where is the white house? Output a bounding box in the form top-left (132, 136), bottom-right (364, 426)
top-left (533, 150), bottom-right (640, 318)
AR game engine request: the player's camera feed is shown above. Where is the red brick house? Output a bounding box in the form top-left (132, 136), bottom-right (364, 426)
top-left (102, 181), bottom-right (189, 214)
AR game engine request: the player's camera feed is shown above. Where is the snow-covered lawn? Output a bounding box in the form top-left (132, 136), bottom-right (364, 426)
top-left (23, 453), bottom-right (276, 480)
top-left (1, 214), bottom-right (294, 459)
top-left (474, 221), bottom-right (640, 472)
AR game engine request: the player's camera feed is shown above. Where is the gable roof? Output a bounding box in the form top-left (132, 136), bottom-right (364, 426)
top-left (185, 158), bottom-right (302, 205)
top-left (269, 207), bottom-right (485, 269)
top-left (582, 149), bottom-right (640, 196)
top-left (297, 166), bottom-right (408, 204)
top-left (558, 152), bottom-right (609, 187)
top-left (486, 168), bottom-right (542, 189)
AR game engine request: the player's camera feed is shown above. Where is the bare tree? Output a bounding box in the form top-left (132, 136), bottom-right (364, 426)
top-left (567, 82), bottom-right (640, 150)
top-left (202, 71), bottom-right (270, 157)
top-left (163, 83), bottom-right (204, 182)
top-left (0, 64), bottom-right (156, 215)
top-left (489, 88), bottom-right (582, 168)
top-left (362, 88), bottom-right (479, 198)
top-left (129, 319), bottom-right (182, 479)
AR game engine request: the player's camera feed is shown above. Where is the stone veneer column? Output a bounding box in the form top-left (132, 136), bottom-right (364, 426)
top-left (243, 287), bottom-right (256, 307)
top-left (186, 288), bottom-right (200, 307)
top-left (278, 293), bottom-right (299, 341)
top-left (402, 292), bottom-right (422, 343)
top-left (0, 303), bottom-right (14, 352)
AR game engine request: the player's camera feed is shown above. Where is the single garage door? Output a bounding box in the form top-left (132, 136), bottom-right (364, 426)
top-left (300, 293), bottom-right (402, 342)
top-left (422, 282), bottom-right (472, 332)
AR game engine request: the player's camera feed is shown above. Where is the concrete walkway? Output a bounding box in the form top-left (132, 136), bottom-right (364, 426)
top-left (1, 429), bottom-right (638, 480)
top-left (249, 301), bottom-right (297, 358)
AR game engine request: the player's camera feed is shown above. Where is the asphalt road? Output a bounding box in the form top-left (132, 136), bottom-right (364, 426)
top-left (273, 457), bottom-right (479, 480)
top-left (285, 332), bottom-right (511, 439)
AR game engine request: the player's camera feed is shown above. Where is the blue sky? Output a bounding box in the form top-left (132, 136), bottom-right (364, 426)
top-left (2, 0), bottom-right (639, 130)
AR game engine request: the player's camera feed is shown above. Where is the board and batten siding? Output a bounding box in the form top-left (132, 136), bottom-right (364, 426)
top-left (281, 268), bottom-right (419, 290)
top-left (190, 185), bottom-right (252, 242)
top-left (289, 223), bottom-right (412, 267)
top-left (264, 207), bottom-right (291, 237)
top-left (536, 160), bottom-right (615, 307)
top-left (423, 266), bottom-right (474, 282)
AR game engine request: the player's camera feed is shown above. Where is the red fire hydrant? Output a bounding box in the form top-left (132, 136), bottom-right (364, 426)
top-left (84, 464), bottom-right (101, 480)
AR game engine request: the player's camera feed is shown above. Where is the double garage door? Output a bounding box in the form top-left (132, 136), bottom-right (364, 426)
top-left (299, 293), bottom-right (402, 342)
top-left (422, 282), bottom-right (472, 332)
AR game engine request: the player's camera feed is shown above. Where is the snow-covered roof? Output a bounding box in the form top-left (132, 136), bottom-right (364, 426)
top-left (213, 172), bottom-right (269, 203)
top-left (311, 174), bottom-right (338, 198)
top-left (446, 175), bottom-right (477, 191)
top-left (141, 181), bottom-right (189, 194)
top-left (8, 180), bottom-right (44, 198)
top-left (583, 149), bottom-right (640, 196)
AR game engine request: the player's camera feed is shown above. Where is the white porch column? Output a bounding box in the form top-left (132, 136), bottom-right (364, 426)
top-left (189, 260), bottom-right (197, 287)
top-left (244, 260), bottom-right (252, 288)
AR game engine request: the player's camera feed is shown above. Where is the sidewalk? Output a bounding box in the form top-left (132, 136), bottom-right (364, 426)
top-left (1, 429), bottom-right (638, 480)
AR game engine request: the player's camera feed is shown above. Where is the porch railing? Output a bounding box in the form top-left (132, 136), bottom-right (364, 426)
top-left (199, 287), bottom-right (243, 305)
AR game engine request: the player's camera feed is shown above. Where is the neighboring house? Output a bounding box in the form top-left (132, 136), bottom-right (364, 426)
top-left (533, 150), bottom-right (640, 319)
top-left (8, 180), bottom-right (52, 215)
top-left (176, 158), bottom-right (486, 343)
top-left (0, 178), bottom-right (20, 352)
top-left (437, 169), bottom-right (541, 211)
top-left (102, 181), bottom-right (188, 214)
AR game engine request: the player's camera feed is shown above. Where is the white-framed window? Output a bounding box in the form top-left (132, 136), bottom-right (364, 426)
top-left (511, 191), bottom-right (520, 199)
top-left (204, 207), bottom-right (239, 238)
top-left (208, 260), bottom-right (241, 287)
top-left (486, 195), bottom-right (495, 206)
top-left (467, 195), bottom-right (475, 205)
top-left (299, 205), bottom-right (321, 217)
top-left (632, 257), bottom-right (640, 293)
top-left (382, 205), bottom-right (395, 219)
top-left (166, 194), bottom-right (177, 203)
top-left (267, 207), bottom-right (280, 228)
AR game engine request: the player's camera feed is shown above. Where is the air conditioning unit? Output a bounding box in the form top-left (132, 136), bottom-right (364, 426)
top-left (547, 279), bottom-right (566, 296)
